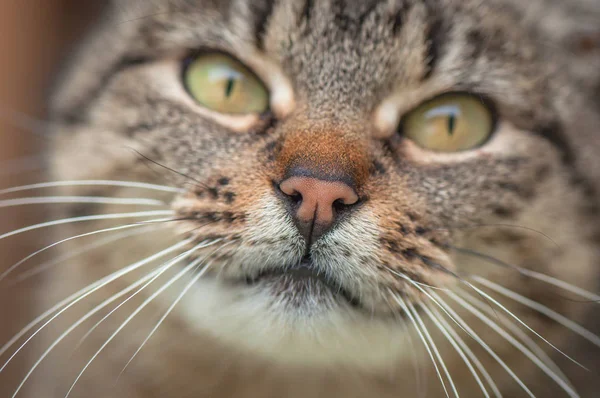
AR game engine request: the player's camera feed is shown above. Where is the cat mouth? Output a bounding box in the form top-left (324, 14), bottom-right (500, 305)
top-left (243, 258), bottom-right (362, 309)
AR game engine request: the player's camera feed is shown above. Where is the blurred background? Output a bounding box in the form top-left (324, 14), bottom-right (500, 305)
top-left (0, 2), bottom-right (105, 395)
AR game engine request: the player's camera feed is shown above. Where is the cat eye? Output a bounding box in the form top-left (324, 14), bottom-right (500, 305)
top-left (183, 53), bottom-right (269, 115)
top-left (400, 93), bottom-right (495, 152)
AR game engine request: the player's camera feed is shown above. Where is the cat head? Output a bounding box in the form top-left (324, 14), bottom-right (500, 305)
top-left (47, 0), bottom-right (600, 368)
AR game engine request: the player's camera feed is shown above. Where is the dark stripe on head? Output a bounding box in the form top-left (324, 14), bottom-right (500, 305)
top-left (332, 0), bottom-right (381, 32)
top-left (332, 0), bottom-right (353, 32)
top-left (466, 29), bottom-right (485, 59)
top-left (535, 121), bottom-right (600, 215)
top-left (422, 6), bottom-right (445, 80)
top-left (300, 0), bottom-right (315, 28)
top-left (357, 1), bottom-right (380, 26)
top-left (537, 122), bottom-right (576, 165)
top-left (390, 2), bottom-right (410, 36)
top-left (252, 0), bottom-right (277, 51)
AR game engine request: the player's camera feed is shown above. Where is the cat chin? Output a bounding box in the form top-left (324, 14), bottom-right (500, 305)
top-left (173, 276), bottom-right (410, 369)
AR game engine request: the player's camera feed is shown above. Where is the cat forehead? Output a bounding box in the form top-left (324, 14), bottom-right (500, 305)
top-left (84, 0), bottom-right (538, 112)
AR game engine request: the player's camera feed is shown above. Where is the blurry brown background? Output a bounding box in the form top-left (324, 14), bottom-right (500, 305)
top-left (0, 2), bottom-right (103, 395)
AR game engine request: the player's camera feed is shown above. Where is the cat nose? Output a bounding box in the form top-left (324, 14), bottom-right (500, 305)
top-left (279, 175), bottom-right (359, 244)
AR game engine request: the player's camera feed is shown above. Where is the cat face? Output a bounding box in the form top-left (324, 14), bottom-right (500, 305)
top-left (45, 0), bottom-right (599, 379)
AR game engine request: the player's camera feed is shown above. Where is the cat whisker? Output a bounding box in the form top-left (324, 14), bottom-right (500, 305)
top-left (431, 224), bottom-right (558, 248)
top-left (410, 301), bottom-right (460, 398)
top-left (0, 180), bottom-right (184, 196)
top-left (0, 218), bottom-right (175, 283)
top-left (455, 279), bottom-right (586, 369)
top-left (7, 217), bottom-right (200, 283)
top-left (8, 240), bottom-right (208, 398)
top-left (381, 264), bottom-right (447, 291)
top-left (452, 246), bottom-right (600, 303)
top-left (383, 265), bottom-right (472, 338)
top-left (9, 225), bottom-right (166, 284)
top-left (128, 148), bottom-right (211, 191)
top-left (444, 290), bottom-right (580, 398)
top-left (426, 304), bottom-right (503, 398)
top-left (471, 277), bottom-right (600, 348)
top-left (399, 311), bottom-right (426, 397)
top-left (420, 302), bottom-right (490, 398)
top-left (0, 210), bottom-right (174, 241)
top-left (458, 290), bottom-right (573, 389)
top-left (429, 291), bottom-right (535, 398)
top-left (0, 196), bottom-right (166, 208)
top-left (71, 239), bottom-right (220, 356)
top-left (115, 267), bottom-right (204, 378)
top-left (0, 239), bottom-right (192, 367)
top-left (117, 240), bottom-right (236, 380)
top-left (405, 256), bottom-right (503, 326)
top-left (390, 291), bottom-right (451, 398)
top-left (63, 249), bottom-right (221, 398)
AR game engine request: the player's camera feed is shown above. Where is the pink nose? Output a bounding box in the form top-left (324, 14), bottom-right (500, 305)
top-left (279, 176), bottom-right (359, 227)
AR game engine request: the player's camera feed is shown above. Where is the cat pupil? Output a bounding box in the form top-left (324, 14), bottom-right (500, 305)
top-left (447, 114), bottom-right (456, 136)
top-left (224, 78), bottom-right (235, 98)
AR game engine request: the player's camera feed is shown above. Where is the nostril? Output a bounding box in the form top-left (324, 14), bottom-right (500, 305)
top-left (332, 198), bottom-right (347, 211)
top-left (332, 197), bottom-right (359, 217)
top-left (290, 191), bottom-right (302, 204)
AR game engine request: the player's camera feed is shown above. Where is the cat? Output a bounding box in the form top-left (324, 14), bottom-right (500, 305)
top-left (1, 0), bottom-right (600, 396)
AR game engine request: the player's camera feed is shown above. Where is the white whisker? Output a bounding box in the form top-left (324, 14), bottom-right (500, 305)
top-left (453, 248), bottom-right (600, 303)
top-left (385, 267), bottom-right (470, 336)
top-left (73, 240), bottom-right (220, 353)
top-left (427, 303), bottom-right (502, 398)
top-left (458, 279), bottom-right (585, 369)
top-left (429, 291), bottom-right (535, 398)
top-left (400, 312), bottom-right (425, 397)
top-left (0, 196), bottom-right (165, 208)
top-left (118, 239), bottom-right (234, 379)
top-left (472, 276), bottom-right (600, 348)
top-left (0, 239), bottom-right (191, 368)
top-left (390, 292), bottom-right (451, 398)
top-left (0, 180), bottom-right (183, 195)
top-left (515, 269), bottom-right (600, 303)
top-left (421, 303), bottom-right (489, 398)
top-left (64, 252), bottom-right (214, 398)
top-left (0, 210), bottom-right (174, 241)
top-left (463, 279), bottom-right (589, 368)
top-left (409, 301), bottom-right (460, 398)
top-left (384, 265), bottom-right (448, 291)
top-left (0, 218), bottom-right (172, 283)
top-left (458, 289), bottom-right (573, 389)
top-left (10, 225), bottom-right (165, 284)
top-left (118, 260), bottom-right (216, 378)
top-left (10, 262), bottom-right (175, 397)
top-left (9, 239), bottom-right (218, 397)
top-left (445, 290), bottom-right (580, 398)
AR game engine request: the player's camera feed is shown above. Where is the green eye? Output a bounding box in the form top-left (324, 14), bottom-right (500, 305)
top-left (183, 53), bottom-right (269, 115)
top-left (401, 93), bottom-right (494, 152)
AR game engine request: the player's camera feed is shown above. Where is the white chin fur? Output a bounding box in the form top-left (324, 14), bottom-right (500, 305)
top-left (175, 277), bottom-right (409, 369)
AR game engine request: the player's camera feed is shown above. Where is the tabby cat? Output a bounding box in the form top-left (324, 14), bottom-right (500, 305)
top-left (2, 0), bottom-right (600, 397)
